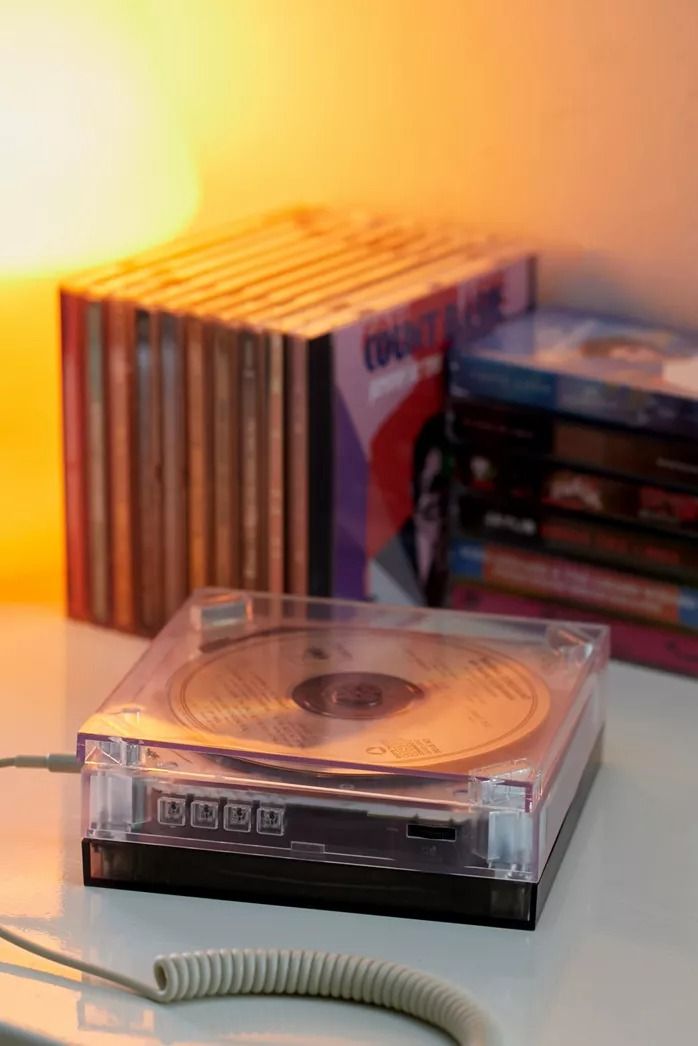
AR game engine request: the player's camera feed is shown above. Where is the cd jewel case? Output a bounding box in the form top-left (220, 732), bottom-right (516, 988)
top-left (79, 590), bottom-right (609, 929)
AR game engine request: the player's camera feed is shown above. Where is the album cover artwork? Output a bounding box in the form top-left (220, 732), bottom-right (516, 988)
top-left (327, 259), bottom-right (534, 606)
top-left (450, 307), bottom-right (698, 439)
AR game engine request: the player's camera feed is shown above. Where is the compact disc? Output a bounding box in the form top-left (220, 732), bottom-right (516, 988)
top-left (166, 626), bottom-right (550, 769)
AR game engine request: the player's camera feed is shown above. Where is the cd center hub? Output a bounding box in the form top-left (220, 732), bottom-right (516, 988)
top-left (292, 671), bottom-right (421, 719)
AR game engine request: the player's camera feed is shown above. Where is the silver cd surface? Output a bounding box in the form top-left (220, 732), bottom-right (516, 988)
top-left (166, 626), bottom-right (551, 769)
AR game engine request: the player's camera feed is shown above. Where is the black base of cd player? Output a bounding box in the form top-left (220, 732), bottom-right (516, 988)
top-left (82, 733), bottom-right (602, 930)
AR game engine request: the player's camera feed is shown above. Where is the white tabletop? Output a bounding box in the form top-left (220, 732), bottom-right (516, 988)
top-left (0, 605), bottom-right (695, 1045)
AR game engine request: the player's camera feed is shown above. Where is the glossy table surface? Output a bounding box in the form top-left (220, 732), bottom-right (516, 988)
top-left (0, 605), bottom-right (696, 1045)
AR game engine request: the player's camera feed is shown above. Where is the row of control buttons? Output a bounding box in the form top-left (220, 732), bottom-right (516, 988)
top-left (157, 797), bottom-right (285, 835)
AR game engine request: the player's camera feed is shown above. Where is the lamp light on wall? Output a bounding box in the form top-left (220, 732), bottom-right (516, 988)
top-left (0, 0), bottom-right (199, 604)
top-left (0, 0), bottom-right (199, 275)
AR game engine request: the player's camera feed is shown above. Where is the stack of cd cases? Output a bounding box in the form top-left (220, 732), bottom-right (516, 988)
top-left (448, 307), bottom-right (698, 675)
top-left (60, 206), bottom-right (535, 634)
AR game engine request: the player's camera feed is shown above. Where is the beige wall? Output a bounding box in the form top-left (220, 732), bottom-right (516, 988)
top-left (154, 0), bottom-right (698, 327)
top-left (3, 0), bottom-right (697, 602)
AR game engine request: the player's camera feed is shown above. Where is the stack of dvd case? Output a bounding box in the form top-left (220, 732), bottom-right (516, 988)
top-left (448, 307), bottom-right (698, 676)
top-left (60, 206), bottom-right (534, 635)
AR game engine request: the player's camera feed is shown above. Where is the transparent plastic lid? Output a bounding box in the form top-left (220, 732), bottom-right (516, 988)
top-left (77, 589), bottom-right (609, 804)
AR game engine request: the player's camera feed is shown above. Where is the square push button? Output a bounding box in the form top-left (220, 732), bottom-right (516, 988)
top-left (190, 799), bottom-right (219, 830)
top-left (257, 806), bottom-right (285, 836)
top-left (223, 803), bottom-right (252, 832)
top-left (157, 796), bottom-right (186, 827)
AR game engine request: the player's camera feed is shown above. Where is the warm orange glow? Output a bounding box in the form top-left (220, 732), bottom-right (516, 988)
top-left (0, 0), bottom-right (198, 603)
top-left (0, 1), bottom-right (198, 276)
top-left (3, 0), bottom-right (698, 605)
top-left (0, 278), bottom-right (63, 604)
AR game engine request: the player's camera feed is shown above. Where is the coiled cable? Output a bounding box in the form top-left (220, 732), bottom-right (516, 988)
top-left (0, 925), bottom-right (495, 1044)
top-left (1, 756), bottom-right (497, 1043)
top-left (152, 948), bottom-right (494, 1043)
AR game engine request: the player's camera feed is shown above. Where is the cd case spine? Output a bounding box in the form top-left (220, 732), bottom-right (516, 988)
top-left (60, 290), bottom-right (89, 620)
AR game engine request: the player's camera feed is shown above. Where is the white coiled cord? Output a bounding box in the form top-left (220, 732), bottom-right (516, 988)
top-left (152, 948), bottom-right (494, 1043)
top-left (1, 758), bottom-right (497, 1044)
top-left (0, 924), bottom-right (496, 1045)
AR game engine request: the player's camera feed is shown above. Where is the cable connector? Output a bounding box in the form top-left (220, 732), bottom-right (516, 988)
top-left (1, 754), bottom-right (82, 773)
top-left (46, 753), bottom-right (82, 773)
